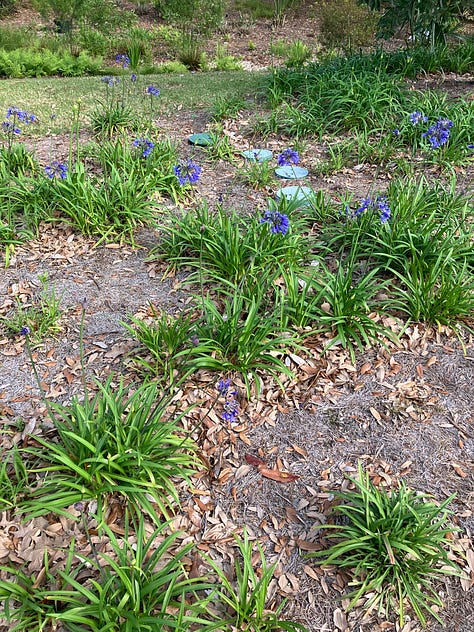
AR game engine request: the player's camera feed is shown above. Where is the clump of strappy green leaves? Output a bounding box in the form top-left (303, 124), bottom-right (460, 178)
top-left (0, 511), bottom-right (308, 632)
top-left (309, 463), bottom-right (461, 626)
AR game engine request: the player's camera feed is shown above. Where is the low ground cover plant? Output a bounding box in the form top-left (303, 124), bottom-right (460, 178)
top-left (0, 48), bottom-right (102, 77)
top-left (20, 375), bottom-right (198, 524)
top-left (0, 273), bottom-right (63, 342)
top-left (266, 41), bottom-right (474, 168)
top-left (310, 463), bottom-right (461, 626)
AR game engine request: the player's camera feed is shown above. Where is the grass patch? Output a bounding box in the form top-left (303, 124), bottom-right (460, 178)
top-left (0, 71), bottom-right (266, 135)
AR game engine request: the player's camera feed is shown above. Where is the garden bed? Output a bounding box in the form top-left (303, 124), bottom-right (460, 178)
top-left (0, 31), bottom-right (474, 632)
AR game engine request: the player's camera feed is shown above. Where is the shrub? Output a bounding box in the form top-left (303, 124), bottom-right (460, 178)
top-left (317, 0), bottom-right (379, 51)
top-left (0, 26), bottom-right (35, 50)
top-left (233, 0), bottom-right (274, 19)
top-left (0, 0), bottom-right (16, 18)
top-left (154, 0), bottom-right (225, 35)
top-left (155, 0), bottom-right (224, 70)
top-left (75, 26), bottom-right (111, 56)
top-left (32, 0), bottom-right (136, 34)
top-left (361, 0), bottom-right (474, 48)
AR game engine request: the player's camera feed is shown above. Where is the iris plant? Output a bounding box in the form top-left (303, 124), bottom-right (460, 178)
top-left (348, 196), bottom-right (391, 224)
top-left (277, 148), bottom-right (299, 166)
top-left (409, 111), bottom-right (428, 125)
top-left (422, 117), bottom-right (453, 149)
top-left (115, 54), bottom-right (130, 69)
top-left (101, 76), bottom-right (120, 87)
top-left (146, 85), bottom-right (160, 97)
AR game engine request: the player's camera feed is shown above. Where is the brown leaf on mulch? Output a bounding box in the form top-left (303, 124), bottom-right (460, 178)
top-left (245, 453), bottom-right (299, 483)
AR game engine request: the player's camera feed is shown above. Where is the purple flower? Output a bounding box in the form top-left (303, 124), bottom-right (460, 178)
top-left (44, 161), bottom-right (68, 179)
top-left (115, 53), bottom-right (130, 69)
top-left (422, 117), bottom-right (453, 149)
top-left (20, 326), bottom-right (30, 336)
top-left (2, 107), bottom-right (36, 135)
top-left (349, 196), bottom-right (391, 224)
top-left (277, 148), bottom-right (299, 166)
top-left (6, 107), bottom-right (36, 124)
top-left (377, 196), bottom-right (391, 223)
top-left (173, 160), bottom-right (201, 185)
top-left (217, 378), bottom-right (231, 395)
top-left (101, 76), bottom-right (120, 87)
top-left (222, 398), bottom-right (239, 424)
top-left (409, 111), bottom-right (428, 125)
top-left (217, 378), bottom-right (237, 398)
top-left (133, 137), bottom-right (154, 158)
top-left (1, 121), bottom-right (21, 135)
top-left (146, 85), bottom-right (160, 97)
top-left (468, 144), bottom-right (474, 150)
top-left (131, 73), bottom-right (138, 82)
top-left (260, 210), bottom-right (290, 235)
top-left (438, 117), bottom-right (453, 130)
top-left (354, 197), bottom-right (372, 218)
top-left (392, 129), bottom-right (400, 136)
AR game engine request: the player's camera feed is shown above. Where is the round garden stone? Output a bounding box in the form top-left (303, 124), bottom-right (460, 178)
top-left (241, 148), bottom-right (273, 162)
top-left (275, 185), bottom-right (314, 207)
top-left (188, 132), bottom-right (214, 146)
top-left (275, 165), bottom-right (309, 179)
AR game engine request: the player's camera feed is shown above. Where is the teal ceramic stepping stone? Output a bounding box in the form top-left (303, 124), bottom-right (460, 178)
top-left (242, 148), bottom-right (273, 162)
top-left (276, 186), bottom-right (314, 207)
top-left (188, 132), bottom-right (213, 146)
top-left (275, 165), bottom-right (308, 179)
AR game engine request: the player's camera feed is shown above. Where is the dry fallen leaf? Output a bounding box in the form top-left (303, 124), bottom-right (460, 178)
top-left (244, 454), bottom-right (299, 483)
top-left (295, 538), bottom-right (322, 551)
top-left (451, 462), bottom-right (468, 478)
top-left (258, 467), bottom-right (299, 483)
top-left (245, 454), bottom-right (266, 468)
top-left (333, 607), bottom-right (348, 631)
top-left (302, 564), bottom-right (319, 580)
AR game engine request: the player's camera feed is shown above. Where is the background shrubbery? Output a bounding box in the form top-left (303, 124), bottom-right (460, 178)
top-left (0, 0), bottom-right (16, 18)
top-left (317, 0), bottom-right (379, 50)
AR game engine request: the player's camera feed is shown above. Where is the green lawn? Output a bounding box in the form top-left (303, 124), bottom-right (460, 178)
top-left (0, 70), bottom-right (267, 135)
